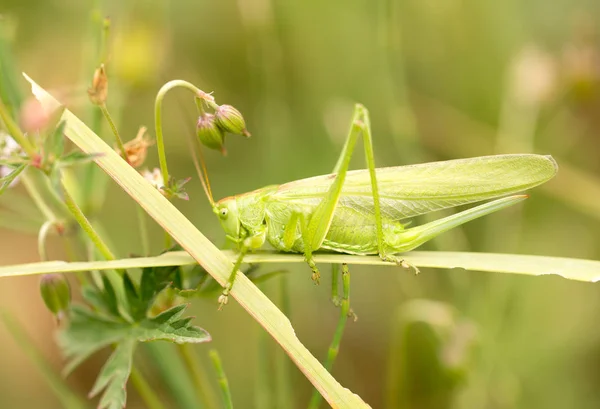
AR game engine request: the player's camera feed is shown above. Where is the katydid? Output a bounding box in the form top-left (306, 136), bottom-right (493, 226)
top-left (197, 104), bottom-right (557, 307)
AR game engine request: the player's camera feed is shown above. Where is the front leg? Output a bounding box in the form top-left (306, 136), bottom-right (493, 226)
top-left (218, 227), bottom-right (266, 309)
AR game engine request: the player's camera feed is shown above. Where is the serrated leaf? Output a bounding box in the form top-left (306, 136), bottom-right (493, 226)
top-left (0, 157), bottom-right (28, 166)
top-left (100, 275), bottom-right (120, 317)
top-left (58, 151), bottom-right (103, 167)
top-left (89, 338), bottom-right (135, 409)
top-left (0, 163), bottom-right (26, 194)
top-left (43, 120), bottom-right (66, 164)
top-left (122, 273), bottom-right (145, 322)
top-left (139, 265), bottom-right (178, 307)
top-left (59, 302), bottom-right (210, 409)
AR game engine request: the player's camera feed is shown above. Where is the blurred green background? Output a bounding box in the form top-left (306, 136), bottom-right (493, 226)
top-left (1, 0), bottom-right (600, 408)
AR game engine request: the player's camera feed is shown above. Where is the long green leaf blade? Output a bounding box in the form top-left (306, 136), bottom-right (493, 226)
top-left (2, 250), bottom-right (600, 283)
top-left (23, 74), bottom-right (370, 409)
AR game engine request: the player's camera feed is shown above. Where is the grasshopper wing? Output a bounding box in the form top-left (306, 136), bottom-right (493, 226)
top-left (272, 154), bottom-right (557, 220)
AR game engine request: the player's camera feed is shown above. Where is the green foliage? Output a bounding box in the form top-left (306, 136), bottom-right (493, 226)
top-left (0, 162), bottom-right (25, 193)
top-left (59, 268), bottom-right (211, 409)
top-left (161, 176), bottom-right (191, 200)
top-left (387, 300), bottom-right (477, 409)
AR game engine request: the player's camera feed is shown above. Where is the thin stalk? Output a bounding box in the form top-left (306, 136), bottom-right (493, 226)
top-left (62, 181), bottom-right (115, 260)
top-left (129, 366), bottom-right (167, 409)
top-left (37, 220), bottom-right (55, 261)
top-left (20, 172), bottom-right (58, 221)
top-left (136, 205), bottom-right (150, 256)
top-left (275, 275), bottom-right (293, 406)
top-left (0, 312), bottom-right (88, 409)
top-left (209, 349), bottom-right (233, 409)
top-left (308, 264), bottom-right (351, 409)
top-left (255, 326), bottom-right (272, 409)
top-left (99, 104), bottom-right (128, 163)
top-left (0, 98), bottom-right (36, 156)
top-left (154, 80), bottom-right (217, 187)
top-left (178, 343), bottom-right (219, 409)
top-left (62, 180), bottom-right (162, 403)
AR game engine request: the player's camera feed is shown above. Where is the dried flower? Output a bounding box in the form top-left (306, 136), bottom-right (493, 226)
top-left (215, 104), bottom-right (251, 137)
top-left (88, 64), bottom-right (108, 106)
top-left (118, 127), bottom-right (154, 167)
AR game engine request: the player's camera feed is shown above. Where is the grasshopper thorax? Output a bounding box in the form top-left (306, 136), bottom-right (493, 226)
top-left (214, 197), bottom-right (242, 241)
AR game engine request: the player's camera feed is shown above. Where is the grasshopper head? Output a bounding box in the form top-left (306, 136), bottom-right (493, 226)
top-left (214, 197), bottom-right (241, 241)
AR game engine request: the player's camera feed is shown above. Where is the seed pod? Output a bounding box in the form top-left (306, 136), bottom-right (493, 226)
top-left (39, 274), bottom-right (71, 317)
top-left (215, 104), bottom-right (251, 137)
top-left (197, 113), bottom-right (226, 152)
top-left (88, 64), bottom-right (108, 106)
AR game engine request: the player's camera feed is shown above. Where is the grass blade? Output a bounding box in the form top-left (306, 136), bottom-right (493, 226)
top-left (2, 249), bottom-right (600, 283)
top-left (23, 73), bottom-right (370, 409)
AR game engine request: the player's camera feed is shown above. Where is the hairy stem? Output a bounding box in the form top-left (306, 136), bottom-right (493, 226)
top-left (154, 79), bottom-right (217, 187)
top-left (100, 104), bottom-right (128, 163)
top-left (209, 349), bottom-right (233, 409)
top-left (308, 264), bottom-right (351, 409)
top-left (178, 343), bottom-right (219, 409)
top-left (0, 98), bottom-right (36, 156)
top-left (129, 366), bottom-right (167, 409)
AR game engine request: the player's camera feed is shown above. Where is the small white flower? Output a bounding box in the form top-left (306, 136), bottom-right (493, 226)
top-left (0, 131), bottom-right (21, 156)
top-left (0, 131), bottom-right (22, 188)
top-left (141, 168), bottom-right (164, 190)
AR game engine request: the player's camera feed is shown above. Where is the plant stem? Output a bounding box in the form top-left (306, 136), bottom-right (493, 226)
top-left (61, 181), bottom-right (115, 260)
top-left (308, 264), bottom-right (351, 409)
top-left (129, 366), bottom-right (167, 409)
top-left (37, 220), bottom-right (55, 261)
top-left (154, 80), bottom-right (217, 187)
top-left (276, 275), bottom-right (293, 406)
top-left (0, 312), bottom-right (88, 409)
top-left (209, 349), bottom-right (233, 409)
top-left (99, 104), bottom-right (128, 163)
top-left (136, 205), bottom-right (150, 256)
top-left (178, 343), bottom-right (219, 409)
top-left (0, 98), bottom-right (36, 156)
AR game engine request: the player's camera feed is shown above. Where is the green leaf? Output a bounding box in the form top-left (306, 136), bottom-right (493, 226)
top-left (59, 302), bottom-right (210, 408)
top-left (89, 339), bottom-right (135, 409)
top-left (43, 120), bottom-right (66, 164)
top-left (387, 300), bottom-right (476, 409)
top-left (3, 250), bottom-right (600, 283)
top-left (58, 151), bottom-right (103, 167)
top-left (0, 163), bottom-right (26, 194)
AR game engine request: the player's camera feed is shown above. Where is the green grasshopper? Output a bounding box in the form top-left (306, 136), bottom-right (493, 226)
top-left (200, 104), bottom-right (557, 306)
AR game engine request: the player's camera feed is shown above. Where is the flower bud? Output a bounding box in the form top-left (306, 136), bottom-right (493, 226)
top-left (88, 64), bottom-right (108, 106)
top-left (197, 113), bottom-right (226, 152)
top-left (214, 104), bottom-right (251, 137)
top-left (39, 274), bottom-right (71, 318)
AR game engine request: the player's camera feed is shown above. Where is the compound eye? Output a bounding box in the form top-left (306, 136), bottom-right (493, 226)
top-left (219, 208), bottom-right (228, 218)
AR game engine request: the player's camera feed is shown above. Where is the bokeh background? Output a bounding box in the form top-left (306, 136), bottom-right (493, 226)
top-left (1, 0), bottom-right (600, 408)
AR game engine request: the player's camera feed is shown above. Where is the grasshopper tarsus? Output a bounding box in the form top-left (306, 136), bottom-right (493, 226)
top-left (311, 271), bottom-right (321, 285)
top-left (217, 295), bottom-right (228, 311)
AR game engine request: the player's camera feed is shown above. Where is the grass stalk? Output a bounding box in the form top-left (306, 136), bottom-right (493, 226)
top-left (209, 349), bottom-right (234, 409)
top-left (129, 366), bottom-right (167, 409)
top-left (308, 264), bottom-right (351, 409)
top-left (178, 343), bottom-right (219, 409)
